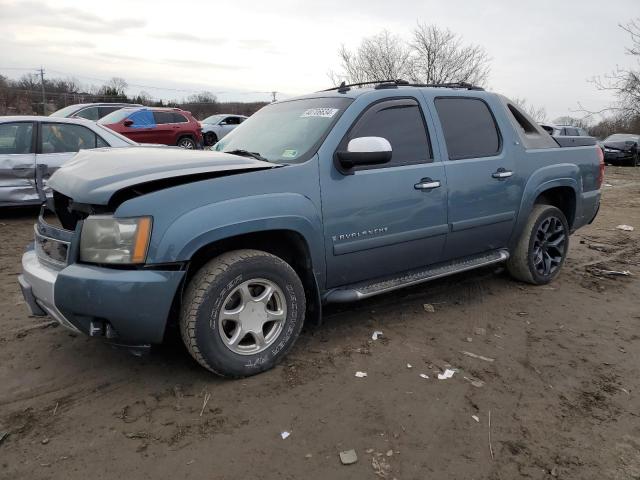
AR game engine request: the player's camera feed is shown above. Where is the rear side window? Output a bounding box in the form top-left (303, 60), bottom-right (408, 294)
top-left (153, 111), bottom-right (174, 124)
top-left (347, 99), bottom-right (432, 168)
top-left (0, 122), bottom-right (34, 154)
top-left (435, 97), bottom-right (501, 160)
top-left (172, 113), bottom-right (188, 123)
top-left (565, 127), bottom-right (579, 136)
top-left (98, 106), bottom-right (122, 118)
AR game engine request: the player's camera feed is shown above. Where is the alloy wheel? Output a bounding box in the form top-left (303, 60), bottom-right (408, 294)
top-left (217, 278), bottom-right (287, 355)
top-left (531, 216), bottom-right (566, 277)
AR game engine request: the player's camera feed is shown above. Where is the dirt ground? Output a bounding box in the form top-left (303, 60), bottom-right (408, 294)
top-left (1, 166), bottom-right (639, 480)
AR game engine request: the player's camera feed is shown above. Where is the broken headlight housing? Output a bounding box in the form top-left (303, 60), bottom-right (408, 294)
top-left (80, 215), bottom-right (152, 264)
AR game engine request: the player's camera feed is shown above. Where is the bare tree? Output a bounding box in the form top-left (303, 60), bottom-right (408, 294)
top-left (410, 24), bottom-right (490, 86)
top-left (588, 18), bottom-right (640, 118)
top-left (329, 30), bottom-right (413, 85)
top-left (105, 77), bottom-right (128, 96)
top-left (513, 97), bottom-right (547, 123)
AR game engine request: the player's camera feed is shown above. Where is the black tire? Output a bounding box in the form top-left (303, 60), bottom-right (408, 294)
top-left (180, 249), bottom-right (306, 378)
top-left (507, 204), bottom-right (569, 285)
top-left (630, 152), bottom-right (639, 167)
top-left (204, 132), bottom-right (218, 147)
top-left (177, 136), bottom-right (196, 149)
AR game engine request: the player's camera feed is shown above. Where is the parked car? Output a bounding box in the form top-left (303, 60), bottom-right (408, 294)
top-left (540, 124), bottom-right (590, 137)
top-left (200, 114), bottom-right (247, 146)
top-left (99, 107), bottom-right (203, 149)
top-left (601, 133), bottom-right (639, 166)
top-left (19, 81), bottom-right (603, 378)
top-left (50, 103), bottom-right (142, 121)
top-left (0, 116), bottom-right (135, 206)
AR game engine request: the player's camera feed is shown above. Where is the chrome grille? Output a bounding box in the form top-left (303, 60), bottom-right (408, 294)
top-left (34, 217), bottom-right (74, 269)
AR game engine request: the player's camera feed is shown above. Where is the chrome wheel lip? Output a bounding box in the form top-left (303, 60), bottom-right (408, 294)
top-left (217, 278), bottom-right (287, 356)
top-left (531, 215), bottom-right (566, 277)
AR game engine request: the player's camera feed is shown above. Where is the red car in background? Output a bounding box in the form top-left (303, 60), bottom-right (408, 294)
top-left (98, 107), bottom-right (203, 149)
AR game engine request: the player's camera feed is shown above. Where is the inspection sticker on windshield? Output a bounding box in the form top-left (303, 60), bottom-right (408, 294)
top-left (300, 108), bottom-right (339, 118)
top-left (282, 149), bottom-right (298, 158)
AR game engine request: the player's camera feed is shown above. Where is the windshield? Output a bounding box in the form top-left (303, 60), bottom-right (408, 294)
top-left (214, 97), bottom-right (353, 163)
top-left (202, 114), bottom-right (224, 124)
top-left (98, 109), bottom-right (136, 125)
top-left (605, 134), bottom-right (638, 142)
top-left (50, 105), bottom-right (83, 117)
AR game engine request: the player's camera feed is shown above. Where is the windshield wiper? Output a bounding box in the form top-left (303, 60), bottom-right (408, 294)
top-left (225, 149), bottom-right (269, 162)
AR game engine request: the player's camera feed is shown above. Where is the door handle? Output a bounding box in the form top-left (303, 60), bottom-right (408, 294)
top-left (492, 168), bottom-right (513, 179)
top-left (414, 178), bottom-right (441, 190)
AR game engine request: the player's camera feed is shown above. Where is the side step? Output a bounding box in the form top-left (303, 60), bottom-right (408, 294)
top-left (324, 249), bottom-right (509, 303)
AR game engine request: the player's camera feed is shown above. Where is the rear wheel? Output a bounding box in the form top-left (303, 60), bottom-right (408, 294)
top-left (180, 249), bottom-right (306, 377)
top-left (204, 132), bottom-right (218, 146)
top-left (177, 136), bottom-right (196, 149)
top-left (507, 204), bottom-right (569, 285)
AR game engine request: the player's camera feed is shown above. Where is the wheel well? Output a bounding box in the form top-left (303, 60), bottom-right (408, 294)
top-left (534, 187), bottom-right (576, 228)
top-left (176, 230), bottom-right (321, 326)
top-left (177, 134), bottom-right (195, 143)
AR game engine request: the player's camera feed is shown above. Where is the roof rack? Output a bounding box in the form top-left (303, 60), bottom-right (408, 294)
top-left (322, 79), bottom-right (484, 93)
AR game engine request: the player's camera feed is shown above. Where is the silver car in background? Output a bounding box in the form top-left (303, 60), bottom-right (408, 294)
top-left (0, 116), bottom-right (135, 206)
top-left (200, 114), bottom-right (247, 146)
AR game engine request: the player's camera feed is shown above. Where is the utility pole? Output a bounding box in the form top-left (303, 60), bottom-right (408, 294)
top-left (271, 91), bottom-right (277, 103)
top-left (38, 67), bottom-right (46, 115)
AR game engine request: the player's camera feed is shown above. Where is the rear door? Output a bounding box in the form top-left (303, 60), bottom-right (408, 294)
top-left (152, 111), bottom-right (176, 145)
top-left (0, 121), bottom-right (37, 205)
top-left (433, 96), bottom-right (521, 259)
top-left (321, 97), bottom-right (449, 287)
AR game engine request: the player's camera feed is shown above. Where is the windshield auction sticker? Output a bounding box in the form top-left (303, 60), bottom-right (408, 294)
top-left (300, 108), bottom-right (339, 118)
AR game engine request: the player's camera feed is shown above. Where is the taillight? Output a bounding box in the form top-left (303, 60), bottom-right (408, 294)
top-left (596, 146), bottom-right (605, 188)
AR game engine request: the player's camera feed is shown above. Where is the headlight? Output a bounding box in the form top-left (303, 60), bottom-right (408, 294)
top-left (80, 215), bottom-right (152, 264)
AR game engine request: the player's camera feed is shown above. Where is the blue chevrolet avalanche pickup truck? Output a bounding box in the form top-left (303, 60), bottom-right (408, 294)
top-left (18, 81), bottom-right (603, 377)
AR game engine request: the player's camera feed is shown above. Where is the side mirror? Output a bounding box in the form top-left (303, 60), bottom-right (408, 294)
top-left (337, 137), bottom-right (392, 169)
top-left (123, 119), bottom-right (134, 127)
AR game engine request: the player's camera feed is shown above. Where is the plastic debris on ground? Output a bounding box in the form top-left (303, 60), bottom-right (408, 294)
top-left (406, 363), bottom-right (412, 369)
top-left (281, 431), bottom-right (290, 440)
top-left (472, 415), bottom-right (480, 422)
top-left (339, 449), bottom-right (358, 465)
top-left (464, 376), bottom-right (485, 388)
top-left (438, 369), bottom-right (456, 380)
top-left (616, 224), bottom-right (634, 231)
top-left (419, 373), bottom-right (429, 379)
top-left (461, 350), bottom-right (495, 362)
top-left (423, 303), bottom-right (435, 313)
top-left (592, 269), bottom-right (632, 277)
top-left (371, 330), bottom-right (383, 340)
top-left (355, 371), bottom-right (368, 378)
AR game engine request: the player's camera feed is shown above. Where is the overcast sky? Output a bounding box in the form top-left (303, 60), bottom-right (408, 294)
top-left (0, 0), bottom-right (637, 120)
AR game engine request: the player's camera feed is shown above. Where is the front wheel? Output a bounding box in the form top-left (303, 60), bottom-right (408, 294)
top-left (204, 132), bottom-right (218, 146)
top-left (630, 152), bottom-right (639, 167)
top-left (507, 204), bottom-right (569, 285)
top-left (180, 249), bottom-right (306, 377)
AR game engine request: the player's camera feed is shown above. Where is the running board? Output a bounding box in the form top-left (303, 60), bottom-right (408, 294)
top-left (324, 249), bottom-right (509, 303)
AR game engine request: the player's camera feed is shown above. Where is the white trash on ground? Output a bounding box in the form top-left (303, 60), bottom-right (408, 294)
top-left (281, 431), bottom-right (290, 440)
top-left (472, 415), bottom-right (480, 422)
top-left (616, 224), bottom-right (634, 231)
top-left (371, 331), bottom-right (383, 340)
top-left (355, 371), bottom-right (368, 378)
top-left (419, 373), bottom-right (429, 379)
top-left (438, 369), bottom-right (456, 380)
top-left (339, 449), bottom-right (358, 465)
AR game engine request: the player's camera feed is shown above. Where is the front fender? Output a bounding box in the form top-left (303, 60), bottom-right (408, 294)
top-left (512, 163), bottom-right (581, 244)
top-left (153, 192), bottom-right (325, 282)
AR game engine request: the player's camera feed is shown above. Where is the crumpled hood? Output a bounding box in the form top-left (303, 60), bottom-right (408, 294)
top-left (603, 140), bottom-right (637, 151)
top-left (48, 146), bottom-right (276, 205)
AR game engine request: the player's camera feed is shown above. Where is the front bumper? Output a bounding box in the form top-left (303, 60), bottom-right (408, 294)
top-left (604, 151), bottom-right (634, 162)
top-left (20, 242), bottom-right (185, 345)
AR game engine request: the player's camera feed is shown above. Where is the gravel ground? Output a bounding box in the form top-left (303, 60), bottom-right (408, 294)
top-left (0, 166), bottom-right (639, 480)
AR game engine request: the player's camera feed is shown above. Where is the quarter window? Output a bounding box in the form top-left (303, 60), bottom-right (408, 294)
top-left (435, 97), bottom-right (501, 160)
top-left (40, 124), bottom-right (100, 153)
top-left (0, 122), bottom-right (34, 154)
top-left (171, 113), bottom-right (188, 123)
top-left (346, 99), bottom-right (432, 168)
top-left (74, 107), bottom-right (100, 121)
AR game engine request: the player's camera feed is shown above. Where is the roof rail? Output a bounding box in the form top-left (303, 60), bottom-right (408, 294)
top-left (321, 79), bottom-right (484, 93)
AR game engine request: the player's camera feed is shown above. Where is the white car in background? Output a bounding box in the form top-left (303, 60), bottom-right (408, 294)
top-left (0, 116), bottom-right (135, 206)
top-left (200, 114), bottom-right (247, 146)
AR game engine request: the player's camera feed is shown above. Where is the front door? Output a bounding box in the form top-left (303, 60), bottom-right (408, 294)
top-left (320, 98), bottom-right (449, 288)
top-left (0, 121), bottom-right (37, 205)
top-left (432, 96), bottom-right (521, 259)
